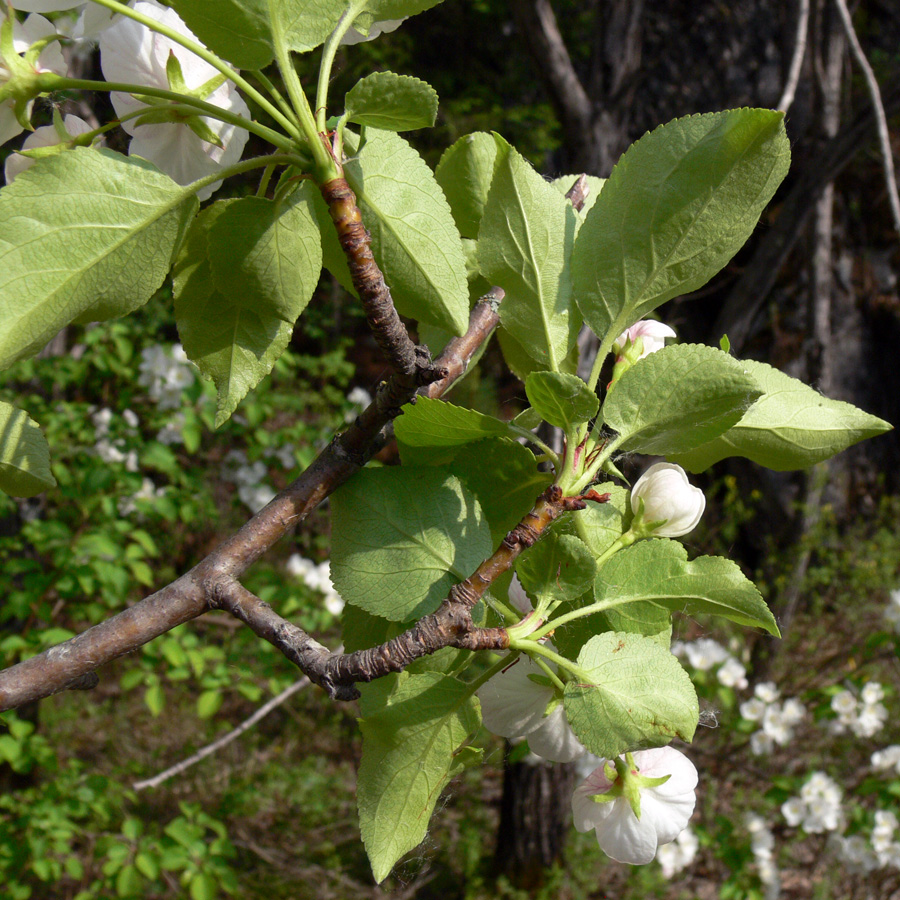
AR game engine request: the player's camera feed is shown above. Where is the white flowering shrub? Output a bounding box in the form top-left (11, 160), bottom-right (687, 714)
top-left (0, 0), bottom-right (894, 892)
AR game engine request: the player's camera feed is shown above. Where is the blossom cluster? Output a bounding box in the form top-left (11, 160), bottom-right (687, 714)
top-left (739, 682), bottom-right (805, 755)
top-left (745, 813), bottom-right (780, 898)
top-left (3, 1), bottom-right (250, 195)
top-left (672, 638), bottom-right (748, 689)
top-left (871, 743), bottom-right (900, 775)
top-left (829, 682), bottom-right (887, 738)
top-left (883, 588), bottom-right (900, 633)
top-left (833, 811), bottom-right (900, 873)
top-left (654, 826), bottom-right (698, 878)
top-left (220, 449), bottom-right (276, 513)
top-left (285, 554), bottom-right (344, 617)
top-left (91, 405), bottom-right (139, 471)
top-left (137, 344), bottom-right (195, 411)
top-left (781, 771), bottom-right (843, 833)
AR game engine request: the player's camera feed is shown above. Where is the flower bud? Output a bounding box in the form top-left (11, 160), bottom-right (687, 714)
top-left (613, 320), bottom-right (677, 361)
top-left (630, 462), bottom-right (705, 538)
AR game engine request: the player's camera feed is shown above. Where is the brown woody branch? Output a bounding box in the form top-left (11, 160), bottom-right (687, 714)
top-left (0, 298), bottom-right (499, 712)
top-left (0, 173), bottom-right (595, 712)
top-left (320, 177), bottom-right (442, 383)
top-left (211, 486), bottom-right (589, 699)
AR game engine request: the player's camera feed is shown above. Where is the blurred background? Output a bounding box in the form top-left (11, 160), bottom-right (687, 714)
top-left (1, 1), bottom-right (899, 897)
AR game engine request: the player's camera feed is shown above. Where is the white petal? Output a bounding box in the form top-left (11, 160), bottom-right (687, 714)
top-left (596, 798), bottom-right (661, 864)
top-left (0, 102), bottom-right (26, 147)
top-left (10, 0), bottom-right (83, 10)
top-left (526, 705), bottom-right (585, 763)
top-left (477, 655), bottom-right (554, 739)
top-left (4, 114), bottom-right (93, 183)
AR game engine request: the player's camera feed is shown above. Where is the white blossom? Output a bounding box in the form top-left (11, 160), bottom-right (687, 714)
top-left (885, 589), bottom-right (900, 633)
top-left (572, 747), bottom-right (697, 865)
top-left (341, 17), bottom-right (406, 44)
top-left (1, 14), bottom-right (67, 145)
top-left (745, 813), bottom-right (780, 898)
top-left (630, 462), bottom-right (705, 538)
top-left (3, 113), bottom-right (96, 182)
top-left (138, 344), bottom-right (195, 409)
top-left (613, 320), bottom-right (677, 361)
top-left (871, 744), bottom-right (900, 774)
top-left (782, 771), bottom-right (842, 833)
top-left (477, 652), bottom-right (584, 763)
top-left (98, 1), bottom-right (250, 199)
top-left (286, 553), bottom-right (344, 616)
top-left (655, 826), bottom-right (698, 877)
top-left (717, 656), bottom-right (748, 690)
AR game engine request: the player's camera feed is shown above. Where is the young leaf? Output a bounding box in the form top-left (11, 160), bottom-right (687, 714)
top-left (525, 371), bottom-right (599, 432)
top-left (174, 186), bottom-right (323, 426)
top-left (496, 326), bottom-right (579, 382)
top-left (168, 0), bottom-right (273, 68)
top-left (434, 132), bottom-right (498, 239)
top-left (449, 439), bottom-right (552, 547)
top-left (394, 396), bottom-right (513, 456)
top-left (345, 72), bottom-right (438, 131)
top-left (672, 358), bottom-right (893, 472)
top-left (562, 484), bottom-right (631, 558)
top-left (344, 128), bottom-right (469, 335)
top-left (564, 633), bottom-right (698, 758)
top-left (330, 467), bottom-right (493, 621)
top-left (0, 402), bottom-right (56, 497)
top-left (594, 538), bottom-right (780, 635)
top-left (0, 148), bottom-right (197, 369)
top-left (358, 671), bottom-right (481, 883)
top-left (572, 109), bottom-right (790, 342)
top-left (516, 531), bottom-right (597, 605)
top-left (603, 343), bottom-right (763, 455)
top-left (478, 139), bottom-right (581, 370)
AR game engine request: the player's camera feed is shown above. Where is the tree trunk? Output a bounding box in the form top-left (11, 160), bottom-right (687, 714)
top-left (493, 750), bottom-right (576, 888)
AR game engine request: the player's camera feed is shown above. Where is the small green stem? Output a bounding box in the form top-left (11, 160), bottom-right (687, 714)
top-left (463, 650), bottom-right (522, 696)
top-left (571, 433), bottom-right (626, 495)
top-left (268, 0), bottom-right (338, 181)
top-left (86, 0), bottom-right (301, 142)
top-left (178, 152), bottom-right (308, 196)
top-left (316, 2), bottom-right (365, 131)
top-left (248, 68), bottom-right (300, 128)
top-left (533, 656), bottom-right (566, 694)
top-left (508, 639), bottom-right (590, 683)
top-left (585, 329), bottom-right (617, 395)
top-left (506, 424), bottom-right (560, 469)
top-left (42, 74), bottom-right (296, 151)
top-left (256, 163), bottom-right (276, 197)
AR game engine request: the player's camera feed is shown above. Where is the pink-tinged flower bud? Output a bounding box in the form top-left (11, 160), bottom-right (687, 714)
top-left (572, 747), bottom-right (698, 864)
top-left (630, 462), bottom-right (705, 538)
top-left (613, 320), bottom-right (677, 361)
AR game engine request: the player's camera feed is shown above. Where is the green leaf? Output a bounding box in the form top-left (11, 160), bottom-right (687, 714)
top-left (516, 532), bottom-right (596, 605)
top-left (189, 871), bottom-right (217, 900)
top-left (478, 139), bottom-right (580, 370)
top-left (330, 467), bottom-right (492, 621)
top-left (563, 484), bottom-right (631, 557)
top-left (394, 396), bottom-right (513, 461)
top-left (594, 539), bottom-right (779, 635)
top-left (144, 683), bottom-right (164, 717)
top-left (0, 402), bottom-right (56, 497)
top-left (564, 632), bottom-right (698, 758)
top-left (449, 439), bottom-right (551, 547)
top-left (434, 132), bottom-right (498, 239)
top-left (174, 187), bottom-right (322, 426)
top-left (672, 358), bottom-right (894, 472)
top-left (572, 109), bottom-right (790, 342)
top-left (344, 128), bottom-right (469, 335)
top-left (496, 325), bottom-right (579, 382)
top-left (358, 671), bottom-right (481, 883)
top-left (550, 173), bottom-right (606, 221)
top-left (276, 0), bottom-right (443, 53)
top-left (341, 604), bottom-right (407, 653)
top-left (116, 863), bottom-right (142, 898)
top-left (309, 184), bottom-right (357, 296)
top-left (345, 72), bottom-right (438, 131)
top-left (525, 371), bottom-right (599, 432)
top-left (0, 148), bottom-right (197, 369)
top-left (603, 343), bottom-right (763, 455)
top-left (196, 689), bottom-right (223, 719)
top-left (169, 0), bottom-right (273, 68)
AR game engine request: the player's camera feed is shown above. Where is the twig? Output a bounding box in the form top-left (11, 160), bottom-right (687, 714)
top-left (832, 0), bottom-right (900, 236)
top-left (0, 298), bottom-right (497, 711)
top-left (777, 0), bottom-right (810, 113)
top-left (132, 676), bottom-right (310, 791)
top-left (320, 178), bottom-right (442, 381)
top-left (211, 485), bottom-right (591, 699)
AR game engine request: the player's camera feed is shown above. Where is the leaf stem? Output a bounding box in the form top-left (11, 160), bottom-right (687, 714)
top-left (41, 74), bottom-right (296, 151)
top-left (316, 2), bottom-right (365, 132)
top-left (85, 0), bottom-right (301, 142)
top-left (267, 0), bottom-right (338, 181)
top-left (507, 638), bottom-right (590, 683)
